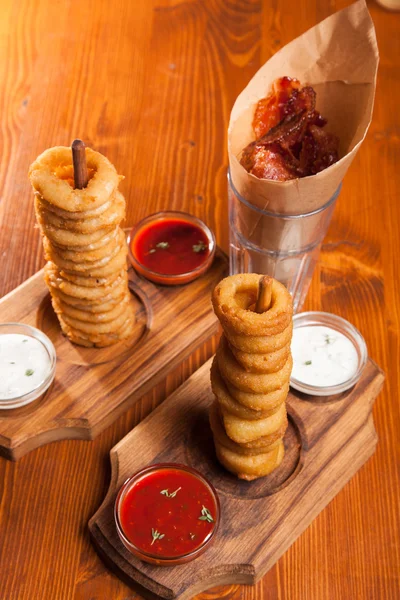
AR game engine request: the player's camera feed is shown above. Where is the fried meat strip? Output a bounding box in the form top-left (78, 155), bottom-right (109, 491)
top-left (298, 125), bottom-right (339, 175)
top-left (241, 77), bottom-right (339, 180)
top-left (252, 76), bottom-right (301, 138)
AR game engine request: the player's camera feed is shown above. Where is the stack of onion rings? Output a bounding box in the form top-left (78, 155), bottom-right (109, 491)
top-left (209, 274), bottom-right (293, 480)
top-left (29, 146), bottom-right (135, 347)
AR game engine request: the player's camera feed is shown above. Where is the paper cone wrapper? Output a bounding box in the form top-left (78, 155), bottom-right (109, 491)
top-left (228, 0), bottom-right (379, 216)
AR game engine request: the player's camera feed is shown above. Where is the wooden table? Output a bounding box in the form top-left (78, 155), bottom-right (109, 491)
top-left (0, 1), bottom-right (399, 598)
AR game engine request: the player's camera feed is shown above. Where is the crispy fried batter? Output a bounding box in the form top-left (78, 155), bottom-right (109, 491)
top-left (210, 274), bottom-right (293, 480)
top-left (220, 400), bottom-right (287, 444)
top-left (217, 336), bottom-right (290, 392)
top-left (214, 437), bottom-right (285, 481)
top-left (210, 359), bottom-right (284, 420)
top-left (229, 337), bottom-right (290, 374)
top-left (52, 294), bottom-right (130, 323)
top-left (29, 145), bottom-right (134, 347)
top-left (224, 322), bottom-right (292, 354)
top-left (35, 191), bottom-right (125, 233)
top-left (209, 401), bottom-right (281, 456)
top-left (212, 274), bottom-right (292, 337)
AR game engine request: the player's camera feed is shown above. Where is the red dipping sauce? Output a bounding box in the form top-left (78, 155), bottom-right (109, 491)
top-left (128, 211), bottom-right (215, 285)
top-left (115, 463), bottom-right (220, 565)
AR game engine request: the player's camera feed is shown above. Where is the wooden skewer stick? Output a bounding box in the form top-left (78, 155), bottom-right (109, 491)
top-left (71, 139), bottom-right (89, 189)
top-left (255, 275), bottom-right (273, 313)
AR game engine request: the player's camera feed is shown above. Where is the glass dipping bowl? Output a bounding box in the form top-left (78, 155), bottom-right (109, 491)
top-left (0, 323), bottom-right (56, 410)
top-left (114, 463), bottom-right (220, 566)
top-left (127, 211), bottom-right (216, 285)
top-left (290, 311), bottom-right (368, 397)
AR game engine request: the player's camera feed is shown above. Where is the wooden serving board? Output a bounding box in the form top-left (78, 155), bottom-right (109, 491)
top-left (0, 251), bottom-right (228, 461)
top-left (89, 357), bottom-right (384, 600)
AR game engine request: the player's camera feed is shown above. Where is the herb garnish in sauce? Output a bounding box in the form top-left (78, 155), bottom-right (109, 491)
top-left (304, 360), bottom-right (312, 366)
top-left (160, 487), bottom-right (181, 498)
top-left (193, 241), bottom-right (206, 253)
top-left (119, 466), bottom-right (217, 558)
top-left (198, 505), bottom-right (214, 523)
top-left (148, 241), bottom-right (170, 255)
top-left (151, 528), bottom-right (165, 545)
top-left (25, 369), bottom-right (34, 376)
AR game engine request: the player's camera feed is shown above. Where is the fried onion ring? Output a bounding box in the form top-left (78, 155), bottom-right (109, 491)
top-left (51, 287), bottom-right (125, 312)
top-left (57, 243), bottom-right (128, 278)
top-left (59, 314), bottom-right (136, 347)
top-left (217, 336), bottom-right (292, 393)
top-left (36, 194), bottom-right (112, 220)
top-left (58, 267), bottom-right (122, 288)
top-left (212, 274), bottom-right (292, 336)
top-left (209, 401), bottom-right (281, 456)
top-left (60, 303), bottom-right (133, 334)
top-left (214, 437), bottom-right (284, 481)
top-left (52, 294), bottom-right (131, 323)
top-left (224, 354), bottom-right (292, 409)
top-left (224, 322), bottom-right (293, 354)
top-left (225, 379), bottom-right (290, 412)
top-left (51, 229), bottom-right (119, 252)
top-left (43, 231), bottom-right (125, 271)
top-left (229, 338), bottom-right (290, 373)
top-left (227, 418), bottom-right (287, 449)
top-left (35, 191), bottom-right (125, 233)
top-left (29, 146), bottom-right (121, 212)
top-left (31, 145), bottom-right (133, 348)
top-left (210, 359), bottom-right (284, 420)
top-left (44, 262), bottom-right (127, 300)
top-left (40, 222), bottom-right (114, 247)
top-left (47, 230), bottom-right (123, 264)
top-left (220, 400), bottom-right (287, 444)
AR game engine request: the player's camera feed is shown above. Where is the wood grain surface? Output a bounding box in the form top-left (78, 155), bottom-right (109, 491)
top-left (89, 357), bottom-right (384, 600)
top-left (0, 1), bottom-right (399, 599)
top-left (0, 253), bottom-right (227, 460)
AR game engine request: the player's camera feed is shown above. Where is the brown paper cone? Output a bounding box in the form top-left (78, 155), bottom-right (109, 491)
top-left (228, 0), bottom-right (379, 216)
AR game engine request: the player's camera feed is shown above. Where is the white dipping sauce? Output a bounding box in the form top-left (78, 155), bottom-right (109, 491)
top-left (0, 333), bottom-right (51, 400)
top-left (291, 325), bottom-right (359, 388)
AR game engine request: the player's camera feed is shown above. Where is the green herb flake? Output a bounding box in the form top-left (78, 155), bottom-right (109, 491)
top-left (151, 528), bottom-right (165, 545)
top-left (22, 339), bottom-right (28, 343)
top-left (304, 360), bottom-right (312, 366)
top-left (193, 241), bottom-right (207, 253)
top-left (160, 487), bottom-right (181, 498)
top-left (198, 505), bottom-right (214, 523)
top-left (10, 362), bottom-right (15, 365)
top-left (25, 369), bottom-right (34, 376)
top-left (156, 242), bottom-right (169, 249)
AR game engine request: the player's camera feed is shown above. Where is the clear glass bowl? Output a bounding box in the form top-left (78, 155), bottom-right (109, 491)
top-left (290, 311), bottom-right (368, 397)
top-left (127, 211), bottom-right (216, 285)
top-left (114, 462), bottom-right (220, 566)
top-left (0, 323), bottom-right (56, 409)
